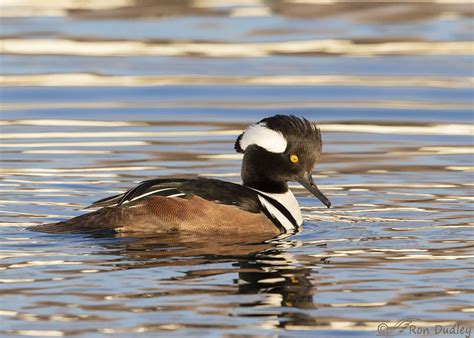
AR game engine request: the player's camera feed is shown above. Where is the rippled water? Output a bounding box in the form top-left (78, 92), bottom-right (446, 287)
top-left (1, 1), bottom-right (473, 337)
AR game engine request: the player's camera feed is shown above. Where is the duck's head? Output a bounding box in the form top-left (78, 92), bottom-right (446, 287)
top-left (235, 114), bottom-right (331, 208)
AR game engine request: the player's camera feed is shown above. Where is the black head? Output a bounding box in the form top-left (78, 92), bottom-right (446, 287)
top-left (235, 115), bottom-right (331, 208)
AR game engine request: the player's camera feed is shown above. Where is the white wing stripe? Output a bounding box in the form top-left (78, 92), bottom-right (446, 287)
top-left (129, 187), bottom-right (177, 202)
top-left (167, 193), bottom-right (186, 198)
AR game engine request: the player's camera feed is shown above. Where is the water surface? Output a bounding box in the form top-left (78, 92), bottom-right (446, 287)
top-left (1, 1), bottom-right (473, 336)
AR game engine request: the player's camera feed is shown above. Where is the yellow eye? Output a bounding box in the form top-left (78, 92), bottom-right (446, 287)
top-left (290, 154), bottom-right (299, 163)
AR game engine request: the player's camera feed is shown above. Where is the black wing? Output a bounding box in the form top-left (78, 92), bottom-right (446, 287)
top-left (86, 178), bottom-right (262, 213)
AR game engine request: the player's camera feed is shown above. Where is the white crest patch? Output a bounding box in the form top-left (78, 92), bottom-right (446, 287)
top-left (239, 123), bottom-right (287, 153)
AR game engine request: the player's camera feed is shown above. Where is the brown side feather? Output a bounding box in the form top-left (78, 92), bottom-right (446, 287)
top-left (31, 195), bottom-right (280, 238)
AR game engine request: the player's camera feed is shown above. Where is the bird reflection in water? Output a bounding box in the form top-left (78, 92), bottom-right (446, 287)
top-left (93, 232), bottom-right (326, 329)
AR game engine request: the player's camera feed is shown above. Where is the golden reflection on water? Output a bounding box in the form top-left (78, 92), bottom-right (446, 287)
top-left (0, 130), bottom-right (240, 139)
top-left (0, 141), bottom-right (150, 148)
top-left (0, 120), bottom-right (472, 139)
top-left (1, 73), bottom-right (472, 89)
top-left (3, 0), bottom-right (473, 21)
top-left (2, 100), bottom-right (472, 111)
top-left (1, 0), bottom-right (133, 17)
top-left (2, 38), bottom-right (472, 57)
top-left (0, 119), bottom-right (144, 127)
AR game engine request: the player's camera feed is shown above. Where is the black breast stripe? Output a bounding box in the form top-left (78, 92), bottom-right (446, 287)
top-left (257, 193), bottom-right (299, 233)
top-left (259, 203), bottom-right (286, 234)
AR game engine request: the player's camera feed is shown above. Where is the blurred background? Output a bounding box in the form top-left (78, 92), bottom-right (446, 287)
top-left (2, 0), bottom-right (473, 94)
top-left (0, 1), bottom-right (473, 337)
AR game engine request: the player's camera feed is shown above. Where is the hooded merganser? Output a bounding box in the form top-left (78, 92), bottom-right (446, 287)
top-left (32, 115), bottom-right (331, 237)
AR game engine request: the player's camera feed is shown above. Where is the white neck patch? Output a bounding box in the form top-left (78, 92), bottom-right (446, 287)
top-left (239, 123), bottom-right (287, 153)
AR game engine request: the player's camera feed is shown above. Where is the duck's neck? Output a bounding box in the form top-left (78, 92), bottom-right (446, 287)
top-left (242, 172), bottom-right (288, 194)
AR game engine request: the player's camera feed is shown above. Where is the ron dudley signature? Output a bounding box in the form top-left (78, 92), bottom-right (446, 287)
top-left (377, 318), bottom-right (472, 337)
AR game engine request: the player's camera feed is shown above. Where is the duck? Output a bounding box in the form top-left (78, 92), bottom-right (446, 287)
top-left (32, 115), bottom-right (331, 238)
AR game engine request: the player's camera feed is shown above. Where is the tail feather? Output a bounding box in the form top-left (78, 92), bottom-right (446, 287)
top-left (30, 207), bottom-right (121, 234)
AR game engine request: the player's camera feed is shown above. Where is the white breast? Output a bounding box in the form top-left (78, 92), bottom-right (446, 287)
top-left (252, 189), bottom-right (303, 232)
